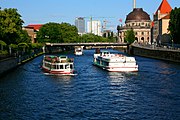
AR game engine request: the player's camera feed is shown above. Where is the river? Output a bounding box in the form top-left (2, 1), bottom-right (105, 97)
top-left (0, 49), bottom-right (180, 120)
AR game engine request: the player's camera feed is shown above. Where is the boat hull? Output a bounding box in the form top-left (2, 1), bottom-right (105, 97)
top-left (42, 66), bottom-right (74, 75)
top-left (75, 52), bottom-right (83, 55)
top-left (93, 62), bottom-right (138, 72)
top-left (93, 50), bottom-right (138, 72)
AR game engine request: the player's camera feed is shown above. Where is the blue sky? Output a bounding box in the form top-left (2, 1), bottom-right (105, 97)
top-left (1, 0), bottom-right (179, 31)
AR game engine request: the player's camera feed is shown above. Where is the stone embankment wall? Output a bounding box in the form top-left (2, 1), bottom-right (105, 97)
top-left (0, 57), bottom-right (18, 77)
top-left (131, 44), bottom-right (180, 63)
top-left (0, 53), bottom-right (43, 77)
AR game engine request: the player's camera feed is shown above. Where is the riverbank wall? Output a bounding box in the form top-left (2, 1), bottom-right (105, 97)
top-left (0, 52), bottom-right (43, 78)
top-left (131, 44), bottom-right (180, 63)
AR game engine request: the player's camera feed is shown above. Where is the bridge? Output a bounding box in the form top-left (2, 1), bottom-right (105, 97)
top-left (44, 42), bottom-right (128, 53)
top-left (45, 42), bottom-right (128, 47)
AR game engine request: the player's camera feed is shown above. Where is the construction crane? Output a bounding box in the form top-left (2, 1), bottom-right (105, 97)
top-left (102, 19), bottom-right (110, 30)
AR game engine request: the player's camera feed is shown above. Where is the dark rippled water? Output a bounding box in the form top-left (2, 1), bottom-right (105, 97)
top-left (0, 49), bottom-right (180, 120)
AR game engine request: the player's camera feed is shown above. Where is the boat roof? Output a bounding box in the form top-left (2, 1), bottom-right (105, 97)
top-left (45, 55), bottom-right (67, 58)
top-left (101, 50), bottom-right (109, 52)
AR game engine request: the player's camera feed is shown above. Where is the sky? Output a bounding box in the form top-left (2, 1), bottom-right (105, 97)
top-left (1, 0), bottom-right (179, 31)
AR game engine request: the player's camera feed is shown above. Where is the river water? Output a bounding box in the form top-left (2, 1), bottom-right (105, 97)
top-left (0, 49), bottom-right (180, 120)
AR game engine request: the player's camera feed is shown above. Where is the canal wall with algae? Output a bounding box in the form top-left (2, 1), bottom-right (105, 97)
top-left (131, 44), bottom-right (180, 63)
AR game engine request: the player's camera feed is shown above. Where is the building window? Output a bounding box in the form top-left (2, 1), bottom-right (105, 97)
top-left (135, 32), bottom-right (138, 35)
top-left (141, 37), bottom-right (144, 41)
top-left (142, 32), bottom-right (144, 35)
top-left (135, 37), bottom-right (138, 41)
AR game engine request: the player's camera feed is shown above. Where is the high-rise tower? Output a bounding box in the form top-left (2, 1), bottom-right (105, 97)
top-left (87, 20), bottom-right (101, 36)
top-left (75, 17), bottom-right (85, 35)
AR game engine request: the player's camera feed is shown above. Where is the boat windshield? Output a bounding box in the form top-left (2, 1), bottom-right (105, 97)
top-left (100, 51), bottom-right (110, 56)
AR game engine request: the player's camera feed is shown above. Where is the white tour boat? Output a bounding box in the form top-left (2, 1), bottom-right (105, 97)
top-left (93, 49), bottom-right (138, 72)
top-left (42, 55), bottom-right (75, 75)
top-left (74, 47), bottom-right (83, 55)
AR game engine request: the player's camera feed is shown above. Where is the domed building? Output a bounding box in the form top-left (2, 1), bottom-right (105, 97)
top-left (118, 8), bottom-right (151, 43)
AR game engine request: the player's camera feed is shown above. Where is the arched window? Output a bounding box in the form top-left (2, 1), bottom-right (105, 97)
top-left (135, 37), bottom-right (138, 41)
top-left (141, 37), bottom-right (144, 41)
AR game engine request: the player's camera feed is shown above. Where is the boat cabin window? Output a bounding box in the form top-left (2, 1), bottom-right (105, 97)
top-left (70, 64), bottom-right (73, 69)
top-left (59, 56), bottom-right (67, 59)
top-left (52, 65), bottom-right (56, 69)
top-left (60, 65), bottom-right (63, 69)
top-left (56, 65), bottom-right (59, 69)
top-left (65, 64), bottom-right (69, 69)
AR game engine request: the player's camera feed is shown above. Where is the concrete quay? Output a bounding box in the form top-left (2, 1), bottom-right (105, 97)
top-left (0, 57), bottom-right (18, 77)
top-left (0, 52), bottom-right (43, 78)
top-left (131, 43), bottom-right (180, 63)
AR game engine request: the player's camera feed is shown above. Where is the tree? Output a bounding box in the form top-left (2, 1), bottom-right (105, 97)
top-left (124, 29), bottom-right (135, 44)
top-left (0, 8), bottom-right (24, 45)
top-left (18, 43), bottom-right (29, 52)
top-left (17, 30), bottom-right (31, 44)
top-left (80, 33), bottom-right (109, 43)
top-left (168, 7), bottom-right (180, 44)
top-left (59, 23), bottom-right (79, 43)
top-left (0, 40), bottom-right (7, 50)
top-left (37, 22), bottom-right (79, 43)
top-left (37, 22), bottom-right (62, 43)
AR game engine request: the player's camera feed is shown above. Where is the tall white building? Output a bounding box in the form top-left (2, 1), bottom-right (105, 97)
top-left (87, 20), bottom-right (101, 36)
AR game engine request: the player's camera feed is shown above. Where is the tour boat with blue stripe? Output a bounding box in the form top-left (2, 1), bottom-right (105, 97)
top-left (93, 50), bottom-right (138, 72)
top-left (42, 55), bottom-right (75, 75)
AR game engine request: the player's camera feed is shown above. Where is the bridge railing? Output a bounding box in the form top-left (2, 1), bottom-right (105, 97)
top-left (45, 42), bottom-right (128, 46)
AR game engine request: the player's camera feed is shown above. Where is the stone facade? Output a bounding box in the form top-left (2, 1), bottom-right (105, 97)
top-left (153, 0), bottom-right (172, 42)
top-left (118, 8), bottom-right (151, 44)
top-left (23, 24), bottom-right (43, 43)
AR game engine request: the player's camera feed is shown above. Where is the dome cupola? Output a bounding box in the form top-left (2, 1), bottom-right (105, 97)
top-left (125, 8), bottom-right (150, 23)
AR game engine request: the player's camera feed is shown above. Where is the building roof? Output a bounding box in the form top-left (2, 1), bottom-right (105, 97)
top-left (27, 24), bottom-right (43, 31)
top-left (161, 13), bottom-right (170, 19)
top-left (125, 8), bottom-right (150, 23)
top-left (155, 0), bottom-right (172, 14)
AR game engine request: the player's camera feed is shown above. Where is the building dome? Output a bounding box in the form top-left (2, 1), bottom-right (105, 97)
top-left (125, 8), bottom-right (150, 23)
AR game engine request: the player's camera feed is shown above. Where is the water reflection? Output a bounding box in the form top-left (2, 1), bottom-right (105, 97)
top-left (108, 72), bottom-right (125, 85)
top-left (108, 72), bottom-right (138, 84)
top-left (43, 73), bottom-right (75, 84)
